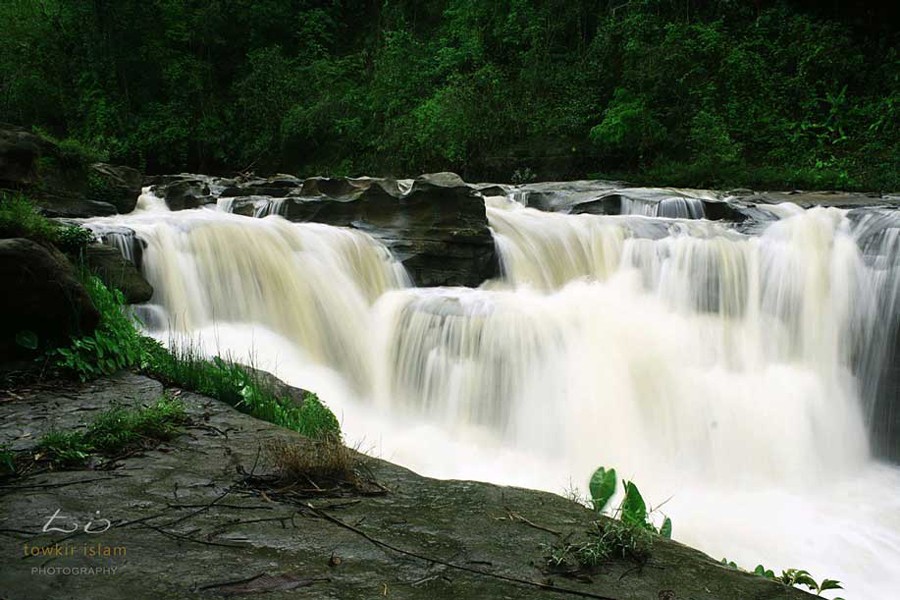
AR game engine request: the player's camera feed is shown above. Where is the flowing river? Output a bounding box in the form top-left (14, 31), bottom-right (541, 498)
top-left (85, 185), bottom-right (900, 599)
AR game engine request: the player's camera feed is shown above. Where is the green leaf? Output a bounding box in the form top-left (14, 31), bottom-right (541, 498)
top-left (659, 517), bottom-right (672, 539)
top-left (589, 467), bottom-right (617, 513)
top-left (818, 579), bottom-right (843, 592)
top-left (15, 330), bottom-right (38, 350)
top-left (621, 480), bottom-right (647, 527)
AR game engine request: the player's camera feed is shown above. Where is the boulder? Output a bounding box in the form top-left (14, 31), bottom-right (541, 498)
top-left (0, 124), bottom-right (52, 187)
top-left (89, 163), bottom-right (142, 213)
top-left (221, 175), bottom-right (303, 198)
top-left (0, 238), bottom-right (99, 359)
top-left (278, 173), bottom-right (498, 287)
top-left (27, 192), bottom-right (118, 218)
top-left (148, 174), bottom-right (219, 210)
top-left (0, 123), bottom-right (142, 217)
top-left (84, 244), bottom-right (153, 303)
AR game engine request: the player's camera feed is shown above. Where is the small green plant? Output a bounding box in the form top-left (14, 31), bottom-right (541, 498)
top-left (52, 275), bottom-right (144, 380)
top-left (0, 443), bottom-right (18, 477)
top-left (547, 519), bottom-right (653, 570)
top-left (721, 559), bottom-right (844, 598)
top-left (589, 466), bottom-right (672, 538)
top-left (37, 430), bottom-right (92, 466)
top-left (54, 225), bottom-right (96, 254)
top-left (36, 397), bottom-right (187, 466)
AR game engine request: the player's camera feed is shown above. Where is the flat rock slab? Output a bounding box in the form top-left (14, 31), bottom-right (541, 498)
top-left (0, 373), bottom-right (814, 599)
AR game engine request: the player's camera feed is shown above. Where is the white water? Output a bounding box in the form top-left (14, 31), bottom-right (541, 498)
top-left (84, 189), bottom-right (900, 599)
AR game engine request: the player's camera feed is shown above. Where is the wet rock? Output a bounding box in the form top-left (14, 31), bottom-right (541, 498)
top-left (277, 173), bottom-right (496, 287)
top-left (0, 238), bottom-right (99, 359)
top-left (84, 244), bottom-right (153, 303)
top-left (1, 124), bottom-right (143, 217)
top-left (0, 123), bottom-right (52, 186)
top-left (89, 163), bottom-right (142, 213)
top-left (221, 174), bottom-right (303, 198)
top-left (149, 175), bottom-right (215, 210)
top-left (0, 372), bottom-right (819, 600)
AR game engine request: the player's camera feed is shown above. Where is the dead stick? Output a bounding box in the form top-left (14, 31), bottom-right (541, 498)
top-left (305, 503), bottom-right (618, 600)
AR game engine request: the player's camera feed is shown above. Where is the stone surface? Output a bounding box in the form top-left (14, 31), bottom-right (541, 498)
top-left (0, 372), bottom-right (817, 600)
top-left (89, 163), bottom-right (142, 214)
top-left (148, 175), bottom-right (215, 210)
top-left (84, 244), bottom-right (153, 304)
top-left (0, 123), bottom-right (53, 187)
top-left (0, 238), bottom-right (99, 359)
top-left (0, 123), bottom-right (142, 217)
top-left (150, 172), bottom-right (498, 287)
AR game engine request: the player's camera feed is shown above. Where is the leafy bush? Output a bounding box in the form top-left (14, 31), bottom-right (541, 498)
top-left (52, 275), bottom-right (144, 381)
top-left (54, 224), bottom-right (96, 254)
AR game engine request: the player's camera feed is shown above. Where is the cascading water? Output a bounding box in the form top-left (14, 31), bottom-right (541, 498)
top-left (84, 187), bottom-right (900, 599)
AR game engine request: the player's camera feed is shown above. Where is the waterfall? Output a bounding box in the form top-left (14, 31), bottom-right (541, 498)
top-left (83, 188), bottom-right (900, 599)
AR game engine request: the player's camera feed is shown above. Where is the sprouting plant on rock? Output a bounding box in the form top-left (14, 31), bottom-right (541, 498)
top-left (589, 466), bottom-right (672, 538)
top-left (546, 466), bottom-right (672, 573)
top-left (720, 559), bottom-right (844, 598)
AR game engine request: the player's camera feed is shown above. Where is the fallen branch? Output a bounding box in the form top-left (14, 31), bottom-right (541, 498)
top-left (305, 503), bottom-right (619, 600)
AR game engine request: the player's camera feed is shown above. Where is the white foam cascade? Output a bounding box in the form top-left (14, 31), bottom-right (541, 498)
top-left (375, 200), bottom-right (873, 486)
top-left (87, 200), bottom-right (408, 386)
top-left (83, 190), bottom-right (900, 599)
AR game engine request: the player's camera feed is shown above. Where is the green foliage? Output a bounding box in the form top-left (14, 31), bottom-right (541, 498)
top-left (590, 88), bottom-right (667, 163)
top-left (54, 225), bottom-right (96, 254)
top-left (0, 0), bottom-right (894, 187)
top-left (37, 396), bottom-right (186, 466)
top-left (722, 559), bottom-right (844, 598)
top-left (0, 443), bottom-right (17, 477)
top-left (0, 193), bottom-right (58, 242)
top-left (52, 275), bottom-right (144, 381)
top-left (139, 338), bottom-right (340, 440)
top-left (37, 430), bottom-right (91, 465)
top-left (588, 466), bottom-right (616, 513)
top-left (86, 395), bottom-right (186, 454)
top-left (587, 466), bottom-right (671, 538)
top-left (0, 193), bottom-right (96, 252)
top-left (547, 519), bottom-right (653, 570)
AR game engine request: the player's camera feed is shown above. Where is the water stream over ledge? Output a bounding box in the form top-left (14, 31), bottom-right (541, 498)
top-left (84, 185), bottom-right (900, 599)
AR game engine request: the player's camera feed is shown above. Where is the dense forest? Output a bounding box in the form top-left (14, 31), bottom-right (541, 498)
top-left (1, 0), bottom-right (897, 189)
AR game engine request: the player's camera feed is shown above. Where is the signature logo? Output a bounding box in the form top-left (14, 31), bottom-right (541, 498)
top-left (42, 509), bottom-right (112, 534)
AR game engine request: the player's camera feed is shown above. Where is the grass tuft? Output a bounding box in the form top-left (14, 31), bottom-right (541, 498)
top-left (546, 519), bottom-right (653, 571)
top-left (37, 396), bottom-right (187, 467)
top-left (264, 436), bottom-right (357, 487)
top-left (139, 337), bottom-right (341, 440)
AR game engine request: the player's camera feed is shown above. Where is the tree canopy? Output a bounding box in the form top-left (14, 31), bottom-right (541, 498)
top-left (1, 0), bottom-right (897, 189)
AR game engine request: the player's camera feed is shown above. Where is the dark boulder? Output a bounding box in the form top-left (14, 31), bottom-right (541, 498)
top-left (0, 123), bottom-right (142, 217)
top-left (84, 244), bottom-right (153, 304)
top-left (0, 124), bottom-right (52, 187)
top-left (149, 175), bottom-right (215, 210)
top-left (221, 175), bottom-right (303, 198)
top-left (278, 173), bottom-right (498, 287)
top-left (0, 238), bottom-right (99, 359)
top-left (89, 163), bottom-right (142, 214)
